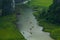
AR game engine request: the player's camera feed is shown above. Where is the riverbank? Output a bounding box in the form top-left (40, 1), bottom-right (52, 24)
top-left (29, 0), bottom-right (60, 40)
top-left (0, 14), bottom-right (25, 40)
top-left (33, 11), bottom-right (60, 40)
top-left (28, 0), bottom-right (58, 40)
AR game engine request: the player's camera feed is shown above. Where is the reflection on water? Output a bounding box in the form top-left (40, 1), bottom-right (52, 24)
top-left (17, 7), bottom-right (54, 40)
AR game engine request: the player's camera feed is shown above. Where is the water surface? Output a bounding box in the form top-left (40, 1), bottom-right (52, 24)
top-left (17, 7), bottom-right (54, 40)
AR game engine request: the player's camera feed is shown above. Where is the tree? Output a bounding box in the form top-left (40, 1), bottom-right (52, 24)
top-left (2, 0), bottom-right (13, 16)
top-left (45, 0), bottom-right (60, 24)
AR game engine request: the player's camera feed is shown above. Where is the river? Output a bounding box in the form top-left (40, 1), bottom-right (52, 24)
top-left (17, 5), bottom-right (54, 40)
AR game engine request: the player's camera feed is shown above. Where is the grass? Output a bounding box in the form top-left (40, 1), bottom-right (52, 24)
top-left (33, 12), bottom-right (60, 40)
top-left (0, 14), bottom-right (25, 40)
top-left (29, 0), bottom-right (53, 7)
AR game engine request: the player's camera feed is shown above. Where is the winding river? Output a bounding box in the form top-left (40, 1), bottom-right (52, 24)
top-left (17, 6), bottom-right (54, 40)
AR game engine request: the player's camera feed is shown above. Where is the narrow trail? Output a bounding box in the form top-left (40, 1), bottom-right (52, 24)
top-left (17, 7), bottom-right (54, 40)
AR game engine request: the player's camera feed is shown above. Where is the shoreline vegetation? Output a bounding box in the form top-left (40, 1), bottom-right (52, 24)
top-left (29, 0), bottom-right (60, 40)
top-left (0, 13), bottom-right (26, 40)
top-left (0, 0), bottom-right (26, 40)
top-left (33, 11), bottom-right (60, 40)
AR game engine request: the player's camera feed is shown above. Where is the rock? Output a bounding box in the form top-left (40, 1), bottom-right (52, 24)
top-left (30, 32), bottom-right (32, 34)
top-left (30, 28), bottom-right (32, 30)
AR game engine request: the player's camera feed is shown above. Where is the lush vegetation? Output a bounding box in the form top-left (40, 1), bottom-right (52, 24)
top-left (2, 0), bottom-right (14, 16)
top-left (0, 14), bottom-right (25, 40)
top-left (33, 11), bottom-right (60, 40)
top-left (29, 0), bottom-right (53, 7)
top-left (0, 0), bottom-right (25, 40)
top-left (29, 0), bottom-right (60, 40)
top-left (46, 3), bottom-right (60, 24)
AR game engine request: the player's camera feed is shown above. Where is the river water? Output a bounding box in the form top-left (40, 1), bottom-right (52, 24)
top-left (17, 6), bottom-right (54, 40)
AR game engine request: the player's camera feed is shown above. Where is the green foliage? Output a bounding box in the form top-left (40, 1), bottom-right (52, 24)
top-left (45, 3), bottom-right (60, 24)
top-left (34, 11), bottom-right (60, 40)
top-left (2, 0), bottom-right (13, 16)
top-left (0, 0), bottom-right (25, 40)
top-left (0, 14), bottom-right (25, 40)
top-left (31, 0), bottom-right (60, 40)
top-left (29, 0), bottom-right (53, 7)
top-left (0, 0), bottom-right (2, 9)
